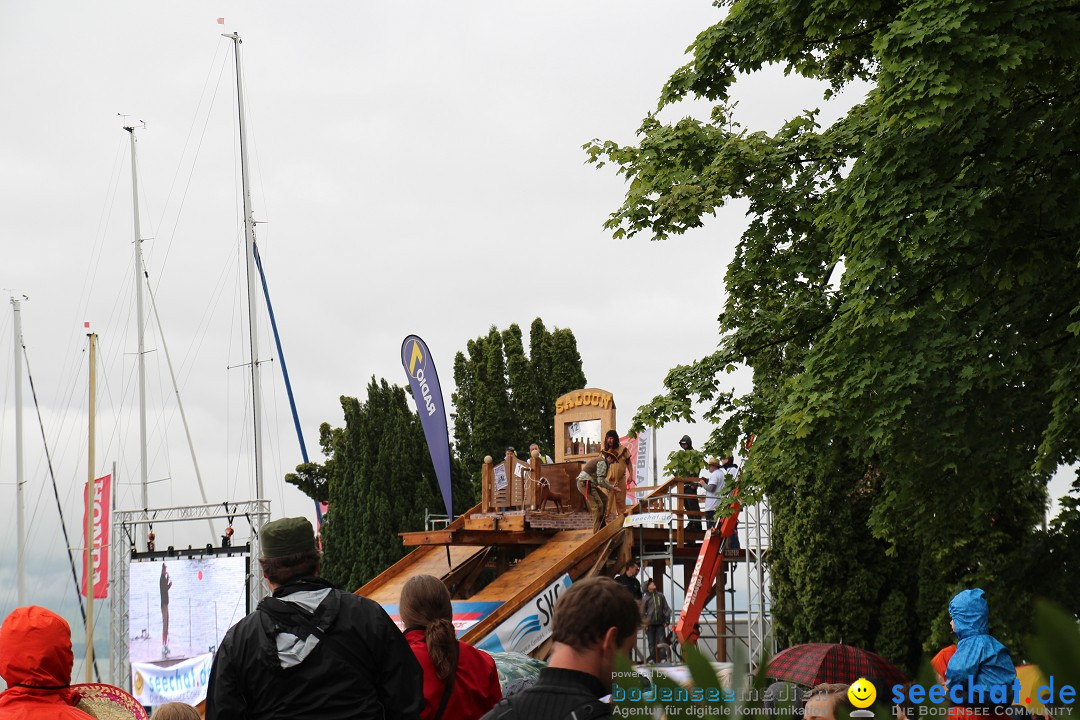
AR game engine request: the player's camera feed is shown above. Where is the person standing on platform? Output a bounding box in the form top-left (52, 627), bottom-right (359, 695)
top-left (602, 431), bottom-right (632, 519)
top-left (577, 453), bottom-right (615, 533)
top-left (719, 455), bottom-right (741, 550)
top-left (206, 516), bottom-right (423, 720)
top-left (675, 435), bottom-right (705, 530)
top-left (528, 443), bottom-right (552, 464)
top-left (700, 457), bottom-right (724, 528)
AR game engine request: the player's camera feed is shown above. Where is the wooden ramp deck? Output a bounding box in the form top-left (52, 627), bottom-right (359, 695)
top-left (468, 529), bottom-right (595, 602)
top-left (360, 544), bottom-right (485, 605)
top-left (460, 521), bottom-right (624, 646)
top-left (355, 497), bottom-right (627, 656)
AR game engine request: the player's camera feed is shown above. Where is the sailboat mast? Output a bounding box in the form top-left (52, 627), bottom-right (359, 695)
top-left (226, 32), bottom-right (264, 503)
top-left (12, 298), bottom-right (26, 605)
top-left (85, 331), bottom-right (97, 683)
top-left (125, 126), bottom-right (149, 547)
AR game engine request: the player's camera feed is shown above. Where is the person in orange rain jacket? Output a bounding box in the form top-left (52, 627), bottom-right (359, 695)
top-left (0, 605), bottom-right (95, 719)
top-left (931, 645), bottom-right (977, 720)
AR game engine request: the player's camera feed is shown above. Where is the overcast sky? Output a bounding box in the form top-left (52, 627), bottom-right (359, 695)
top-left (1, 2), bottom-right (1072, 676)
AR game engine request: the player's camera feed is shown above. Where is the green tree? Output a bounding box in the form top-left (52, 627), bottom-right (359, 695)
top-left (451, 319), bottom-right (588, 479)
top-left (587, 0), bottom-right (1080, 658)
top-left (476, 326), bottom-right (516, 456)
top-left (303, 378), bottom-right (442, 590)
top-left (548, 328), bottom-right (588, 402)
top-left (529, 318), bottom-right (555, 450)
top-left (504, 324), bottom-right (543, 446)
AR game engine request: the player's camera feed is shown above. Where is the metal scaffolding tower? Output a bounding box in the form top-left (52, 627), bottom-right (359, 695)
top-left (626, 482), bottom-right (774, 678)
top-left (744, 496), bottom-right (775, 672)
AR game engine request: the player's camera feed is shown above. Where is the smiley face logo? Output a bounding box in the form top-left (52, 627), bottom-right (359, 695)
top-left (848, 678), bottom-right (877, 709)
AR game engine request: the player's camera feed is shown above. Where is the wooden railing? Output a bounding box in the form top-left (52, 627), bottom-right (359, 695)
top-left (480, 452), bottom-right (583, 514)
top-left (625, 477), bottom-right (707, 548)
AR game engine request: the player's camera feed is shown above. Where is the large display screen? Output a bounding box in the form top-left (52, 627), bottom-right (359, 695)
top-left (128, 555), bottom-right (248, 665)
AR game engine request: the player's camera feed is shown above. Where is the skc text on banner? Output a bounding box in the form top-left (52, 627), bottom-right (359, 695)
top-left (476, 574), bottom-right (573, 655)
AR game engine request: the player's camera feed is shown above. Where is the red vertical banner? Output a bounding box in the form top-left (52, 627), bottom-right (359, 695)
top-left (82, 473), bottom-right (111, 599)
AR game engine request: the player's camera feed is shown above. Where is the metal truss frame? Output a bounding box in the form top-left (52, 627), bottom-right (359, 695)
top-left (744, 496), bottom-right (775, 674)
top-left (109, 500), bottom-right (270, 689)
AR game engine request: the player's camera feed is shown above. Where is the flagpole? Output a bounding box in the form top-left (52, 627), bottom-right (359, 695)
top-left (85, 331), bottom-right (97, 683)
top-left (12, 298), bottom-right (26, 606)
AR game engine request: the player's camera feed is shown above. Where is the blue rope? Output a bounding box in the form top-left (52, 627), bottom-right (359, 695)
top-left (252, 241), bottom-right (322, 525)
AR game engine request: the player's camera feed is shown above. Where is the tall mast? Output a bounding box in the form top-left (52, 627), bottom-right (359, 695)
top-left (125, 125), bottom-right (149, 548)
top-left (12, 298), bottom-right (26, 605)
top-left (85, 331), bottom-right (97, 683)
top-left (226, 31), bottom-right (264, 502)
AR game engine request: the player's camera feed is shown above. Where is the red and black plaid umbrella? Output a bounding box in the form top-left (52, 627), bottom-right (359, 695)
top-left (766, 643), bottom-right (907, 687)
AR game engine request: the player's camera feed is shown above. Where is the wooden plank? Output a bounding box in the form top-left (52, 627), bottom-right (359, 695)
top-left (359, 504), bottom-right (476, 598)
top-left (359, 544), bottom-right (484, 605)
top-left (400, 529), bottom-right (552, 547)
top-left (499, 514), bottom-right (525, 532)
top-left (465, 516), bottom-right (497, 531)
top-left (356, 544), bottom-right (483, 604)
top-left (460, 522), bottom-right (625, 646)
top-left (400, 530), bottom-right (456, 545)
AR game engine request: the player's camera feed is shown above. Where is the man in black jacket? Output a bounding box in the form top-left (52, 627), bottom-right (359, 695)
top-left (613, 560), bottom-right (642, 600)
top-left (205, 517), bottom-right (422, 720)
top-left (481, 576), bottom-right (641, 720)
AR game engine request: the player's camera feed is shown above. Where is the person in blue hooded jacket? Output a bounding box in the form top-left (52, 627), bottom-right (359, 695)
top-left (945, 588), bottom-right (1016, 711)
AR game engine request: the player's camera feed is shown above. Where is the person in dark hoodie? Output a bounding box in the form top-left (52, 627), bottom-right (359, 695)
top-left (205, 517), bottom-right (423, 720)
top-left (945, 588), bottom-right (1016, 715)
top-left (676, 435), bottom-right (705, 530)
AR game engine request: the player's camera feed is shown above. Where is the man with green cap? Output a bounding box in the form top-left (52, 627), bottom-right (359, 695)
top-left (206, 517), bottom-right (422, 720)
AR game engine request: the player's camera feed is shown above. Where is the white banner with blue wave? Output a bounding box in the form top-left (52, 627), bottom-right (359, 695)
top-left (476, 574), bottom-right (573, 655)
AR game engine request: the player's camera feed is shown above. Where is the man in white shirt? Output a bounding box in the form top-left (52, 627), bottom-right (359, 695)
top-left (700, 457), bottom-right (724, 527)
top-left (701, 456), bottom-right (741, 549)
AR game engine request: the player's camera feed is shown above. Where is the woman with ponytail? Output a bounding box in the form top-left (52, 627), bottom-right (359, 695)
top-left (400, 575), bottom-right (502, 720)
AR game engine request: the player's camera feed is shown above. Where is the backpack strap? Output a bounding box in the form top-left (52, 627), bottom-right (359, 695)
top-left (431, 657), bottom-right (457, 720)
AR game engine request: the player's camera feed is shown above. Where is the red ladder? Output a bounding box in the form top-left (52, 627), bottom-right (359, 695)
top-left (674, 493), bottom-right (741, 645)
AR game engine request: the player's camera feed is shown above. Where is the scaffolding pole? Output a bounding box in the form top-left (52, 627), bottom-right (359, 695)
top-left (744, 496), bottom-right (774, 674)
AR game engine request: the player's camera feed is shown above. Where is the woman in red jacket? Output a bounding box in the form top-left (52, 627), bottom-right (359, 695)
top-left (400, 575), bottom-right (502, 720)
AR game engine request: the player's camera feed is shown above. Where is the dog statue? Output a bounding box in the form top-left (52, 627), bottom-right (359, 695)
top-left (537, 477), bottom-right (567, 513)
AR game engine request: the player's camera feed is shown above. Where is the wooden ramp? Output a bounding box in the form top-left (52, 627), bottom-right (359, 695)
top-left (361, 544), bottom-right (484, 605)
top-left (469, 529), bottom-right (596, 602)
top-left (460, 521), bottom-right (624, 647)
top-left (356, 502), bottom-right (625, 656)
top-left (359, 504), bottom-right (488, 605)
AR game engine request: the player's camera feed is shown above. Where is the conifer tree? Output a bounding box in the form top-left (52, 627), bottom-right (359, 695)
top-left (309, 378), bottom-right (441, 590)
top-left (451, 319), bottom-right (587, 478)
top-left (503, 324), bottom-right (543, 447)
